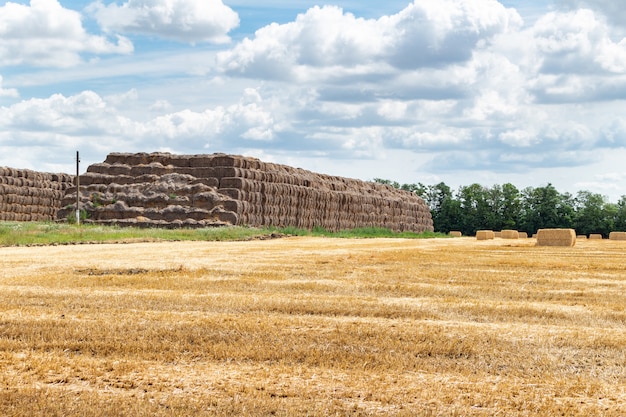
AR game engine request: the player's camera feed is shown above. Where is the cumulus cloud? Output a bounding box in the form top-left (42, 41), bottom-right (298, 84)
top-left (556, 0), bottom-right (626, 32)
top-left (89, 0), bottom-right (240, 44)
top-left (0, 76), bottom-right (19, 98)
top-left (217, 0), bottom-right (521, 80)
top-left (0, 88), bottom-right (281, 153)
top-left (525, 9), bottom-right (626, 103)
top-left (0, 0), bottom-right (133, 67)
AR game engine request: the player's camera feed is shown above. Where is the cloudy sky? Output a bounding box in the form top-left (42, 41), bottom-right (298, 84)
top-left (2, 0), bottom-right (626, 201)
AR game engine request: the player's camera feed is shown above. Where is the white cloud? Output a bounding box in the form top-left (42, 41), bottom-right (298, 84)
top-left (217, 0), bottom-right (521, 80)
top-left (0, 75), bottom-right (19, 98)
top-left (89, 0), bottom-right (240, 44)
top-left (0, 88), bottom-right (281, 152)
top-left (0, 0), bottom-right (132, 67)
top-left (533, 9), bottom-right (626, 74)
top-left (524, 9), bottom-right (626, 103)
top-left (556, 0), bottom-right (626, 33)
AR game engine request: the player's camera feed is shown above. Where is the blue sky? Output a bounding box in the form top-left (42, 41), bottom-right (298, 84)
top-left (2, 0), bottom-right (626, 202)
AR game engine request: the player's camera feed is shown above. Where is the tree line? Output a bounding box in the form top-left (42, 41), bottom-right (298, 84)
top-left (374, 179), bottom-right (626, 237)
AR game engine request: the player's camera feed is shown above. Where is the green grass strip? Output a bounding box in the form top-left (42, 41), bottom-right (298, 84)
top-left (0, 221), bottom-right (444, 247)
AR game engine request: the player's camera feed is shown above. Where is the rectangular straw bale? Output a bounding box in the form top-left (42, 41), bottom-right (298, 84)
top-left (589, 234), bottom-right (603, 240)
top-left (476, 230), bottom-right (495, 240)
top-left (609, 231), bottom-right (626, 241)
top-left (536, 228), bottom-right (576, 247)
top-left (449, 231), bottom-right (462, 237)
top-left (501, 230), bottom-right (519, 239)
top-left (518, 232), bottom-right (528, 239)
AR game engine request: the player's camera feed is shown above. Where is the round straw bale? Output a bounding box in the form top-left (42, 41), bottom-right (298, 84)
top-left (589, 234), bottom-right (603, 240)
top-left (609, 231), bottom-right (626, 241)
top-left (501, 230), bottom-right (519, 239)
top-left (476, 230), bottom-right (495, 240)
top-left (518, 231), bottom-right (528, 239)
top-left (536, 228), bottom-right (576, 247)
top-left (449, 231), bottom-right (462, 237)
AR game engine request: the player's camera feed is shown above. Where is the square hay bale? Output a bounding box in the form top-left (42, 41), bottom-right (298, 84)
top-left (609, 231), bottom-right (626, 241)
top-left (518, 231), bottom-right (528, 239)
top-left (449, 231), bottom-right (462, 237)
top-left (476, 230), bottom-right (495, 240)
top-left (589, 234), bottom-right (603, 240)
top-left (536, 228), bottom-right (576, 247)
top-left (501, 230), bottom-right (519, 239)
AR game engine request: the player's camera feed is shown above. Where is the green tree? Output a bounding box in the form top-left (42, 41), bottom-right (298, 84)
top-left (500, 183), bottom-right (522, 230)
top-left (573, 191), bottom-right (612, 237)
top-left (615, 196), bottom-right (626, 231)
top-left (519, 184), bottom-right (574, 233)
top-left (457, 183), bottom-right (493, 235)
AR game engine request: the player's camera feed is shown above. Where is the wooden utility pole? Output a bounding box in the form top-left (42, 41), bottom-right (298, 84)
top-left (76, 151), bottom-right (80, 225)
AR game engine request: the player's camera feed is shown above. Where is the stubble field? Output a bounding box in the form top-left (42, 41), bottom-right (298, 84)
top-left (1, 236), bottom-right (625, 416)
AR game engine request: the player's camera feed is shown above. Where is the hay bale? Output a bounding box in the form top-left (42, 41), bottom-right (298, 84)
top-left (518, 232), bottom-right (528, 239)
top-left (494, 231), bottom-right (502, 238)
top-left (476, 230), bottom-right (495, 240)
top-left (536, 228), bottom-right (576, 247)
top-left (589, 234), bottom-right (603, 240)
top-left (501, 230), bottom-right (519, 239)
top-left (449, 231), bottom-right (462, 237)
top-left (576, 235), bottom-right (587, 240)
top-left (609, 232), bottom-right (626, 241)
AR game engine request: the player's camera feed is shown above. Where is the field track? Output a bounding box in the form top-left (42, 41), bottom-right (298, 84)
top-left (1, 237), bottom-right (626, 416)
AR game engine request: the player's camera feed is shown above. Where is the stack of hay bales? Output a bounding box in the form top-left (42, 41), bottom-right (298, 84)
top-left (609, 232), bottom-right (626, 241)
top-left (476, 230), bottom-right (495, 240)
top-left (0, 167), bottom-right (73, 222)
top-left (58, 152), bottom-right (434, 232)
top-left (536, 229), bottom-right (576, 247)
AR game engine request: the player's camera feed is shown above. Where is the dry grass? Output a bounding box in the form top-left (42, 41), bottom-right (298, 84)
top-left (1, 236), bottom-right (626, 416)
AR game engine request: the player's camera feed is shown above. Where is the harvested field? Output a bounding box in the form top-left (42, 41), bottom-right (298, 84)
top-left (1, 236), bottom-right (626, 416)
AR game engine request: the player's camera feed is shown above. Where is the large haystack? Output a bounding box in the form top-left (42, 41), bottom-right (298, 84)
top-left (0, 167), bottom-right (73, 222)
top-left (57, 152), bottom-right (434, 232)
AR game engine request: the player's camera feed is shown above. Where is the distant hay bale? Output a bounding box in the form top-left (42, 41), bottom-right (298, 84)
top-left (577, 235), bottom-right (587, 240)
top-left (494, 231), bottom-right (502, 238)
top-left (609, 232), bottom-right (626, 241)
top-left (501, 230), bottom-right (519, 239)
top-left (476, 230), bottom-right (495, 241)
top-left (536, 229), bottom-right (576, 247)
top-left (589, 234), bottom-right (603, 240)
top-left (449, 231), bottom-right (462, 237)
top-left (518, 232), bottom-right (528, 239)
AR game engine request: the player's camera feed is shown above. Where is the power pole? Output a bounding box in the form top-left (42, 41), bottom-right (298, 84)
top-left (76, 151), bottom-right (80, 225)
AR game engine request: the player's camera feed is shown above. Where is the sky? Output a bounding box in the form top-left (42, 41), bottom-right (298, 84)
top-left (2, 0), bottom-right (626, 202)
